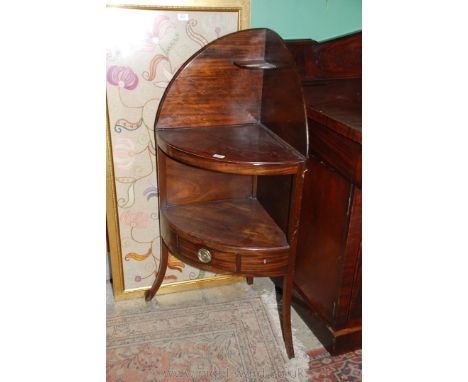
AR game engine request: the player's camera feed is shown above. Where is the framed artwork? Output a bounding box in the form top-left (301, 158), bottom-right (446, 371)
top-left (106, 0), bottom-right (251, 300)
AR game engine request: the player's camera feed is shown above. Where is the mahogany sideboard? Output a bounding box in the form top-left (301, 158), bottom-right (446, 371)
top-left (285, 32), bottom-right (362, 354)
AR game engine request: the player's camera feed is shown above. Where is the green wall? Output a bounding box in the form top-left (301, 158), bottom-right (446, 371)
top-left (251, 0), bottom-right (362, 42)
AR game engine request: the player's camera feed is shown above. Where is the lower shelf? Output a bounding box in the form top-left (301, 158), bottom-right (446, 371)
top-left (162, 198), bottom-right (289, 253)
top-left (160, 198), bottom-right (291, 276)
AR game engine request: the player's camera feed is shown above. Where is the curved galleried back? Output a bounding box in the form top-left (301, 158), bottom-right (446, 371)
top-left (155, 28), bottom-right (308, 157)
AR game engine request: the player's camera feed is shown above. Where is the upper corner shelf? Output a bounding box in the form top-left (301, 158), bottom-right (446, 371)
top-left (157, 123), bottom-right (305, 175)
top-left (233, 60), bottom-right (282, 69)
top-left (154, 28), bottom-right (309, 171)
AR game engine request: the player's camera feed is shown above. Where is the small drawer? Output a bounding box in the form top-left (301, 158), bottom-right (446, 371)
top-left (241, 253), bottom-right (289, 276)
top-left (178, 237), bottom-right (237, 273)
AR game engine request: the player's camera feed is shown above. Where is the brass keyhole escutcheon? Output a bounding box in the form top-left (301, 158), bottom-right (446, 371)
top-left (197, 248), bottom-right (212, 264)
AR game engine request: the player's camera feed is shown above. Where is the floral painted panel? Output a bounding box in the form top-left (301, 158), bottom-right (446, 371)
top-left (106, 8), bottom-right (238, 290)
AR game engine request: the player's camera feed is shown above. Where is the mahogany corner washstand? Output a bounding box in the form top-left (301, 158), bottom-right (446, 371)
top-left (144, 28), bottom-right (308, 359)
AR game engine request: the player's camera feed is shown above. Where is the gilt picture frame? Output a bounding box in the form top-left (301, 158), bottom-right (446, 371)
top-left (106, 0), bottom-right (250, 300)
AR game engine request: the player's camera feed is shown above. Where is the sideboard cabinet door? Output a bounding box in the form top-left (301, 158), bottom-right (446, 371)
top-left (295, 156), bottom-right (352, 324)
top-left (334, 188), bottom-right (362, 328)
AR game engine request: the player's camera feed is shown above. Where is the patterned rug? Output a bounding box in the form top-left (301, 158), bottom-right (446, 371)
top-left (307, 349), bottom-right (362, 382)
top-left (107, 295), bottom-right (309, 382)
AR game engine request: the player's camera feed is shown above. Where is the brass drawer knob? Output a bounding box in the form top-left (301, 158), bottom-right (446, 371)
top-left (197, 248), bottom-right (212, 264)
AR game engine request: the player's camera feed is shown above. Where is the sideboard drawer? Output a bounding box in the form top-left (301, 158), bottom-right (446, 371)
top-left (308, 118), bottom-right (361, 186)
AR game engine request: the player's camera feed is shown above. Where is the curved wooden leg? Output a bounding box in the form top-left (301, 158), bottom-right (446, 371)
top-left (282, 275), bottom-right (295, 358)
top-left (144, 241), bottom-right (169, 302)
top-left (246, 277), bottom-right (253, 285)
